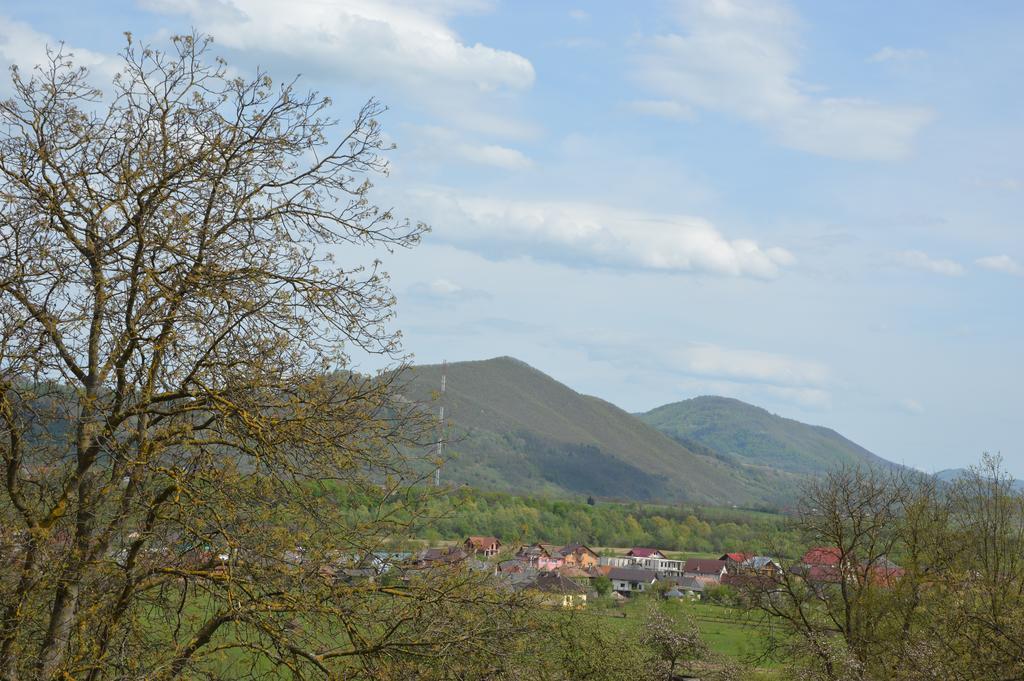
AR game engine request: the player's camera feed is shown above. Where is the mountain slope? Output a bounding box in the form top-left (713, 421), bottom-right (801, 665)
top-left (637, 396), bottom-right (891, 476)
top-left (402, 358), bottom-right (795, 506)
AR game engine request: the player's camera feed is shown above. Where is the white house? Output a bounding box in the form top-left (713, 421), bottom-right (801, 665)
top-left (599, 554), bottom-right (684, 576)
top-left (607, 567), bottom-right (658, 595)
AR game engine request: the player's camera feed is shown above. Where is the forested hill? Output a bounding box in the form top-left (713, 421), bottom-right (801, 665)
top-left (637, 396), bottom-right (892, 476)
top-left (402, 357), bottom-right (805, 507)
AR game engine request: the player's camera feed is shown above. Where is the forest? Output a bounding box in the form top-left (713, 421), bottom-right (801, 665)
top-left (322, 483), bottom-right (802, 556)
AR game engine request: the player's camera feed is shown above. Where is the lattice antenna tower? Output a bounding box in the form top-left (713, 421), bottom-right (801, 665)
top-left (434, 360), bottom-right (447, 486)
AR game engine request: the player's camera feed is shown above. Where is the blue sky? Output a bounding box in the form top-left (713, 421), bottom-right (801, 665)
top-left (2, 1), bottom-right (1021, 474)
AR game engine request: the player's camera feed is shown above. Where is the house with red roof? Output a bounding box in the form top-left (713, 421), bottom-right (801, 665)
top-left (801, 547), bottom-right (843, 567)
top-left (796, 547), bottom-right (846, 585)
top-left (796, 547), bottom-right (904, 587)
top-left (865, 557), bottom-right (905, 587)
top-left (719, 552), bottom-right (752, 563)
top-left (627, 548), bottom-right (666, 559)
top-left (464, 536), bottom-right (502, 558)
top-left (719, 552), bottom-right (754, 574)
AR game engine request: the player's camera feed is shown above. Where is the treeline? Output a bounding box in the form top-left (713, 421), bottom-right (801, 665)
top-left (323, 484), bottom-right (803, 556)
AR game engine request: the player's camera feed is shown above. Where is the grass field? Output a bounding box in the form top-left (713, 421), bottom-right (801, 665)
top-left (588, 597), bottom-right (779, 670)
top-left (178, 582), bottom-right (784, 678)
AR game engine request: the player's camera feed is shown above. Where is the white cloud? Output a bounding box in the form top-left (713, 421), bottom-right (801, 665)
top-left (409, 189), bottom-right (795, 278)
top-left (572, 333), bottom-right (832, 410)
top-left (569, 9), bottom-right (590, 21)
top-left (627, 99), bottom-right (695, 120)
top-left (632, 0), bottom-right (932, 160)
top-left (428, 278), bottom-right (462, 295)
top-left (666, 375), bottom-right (831, 409)
top-left (0, 16), bottom-right (119, 86)
top-left (410, 125), bottom-right (533, 169)
top-left (141, 0), bottom-right (535, 133)
top-left (404, 277), bottom-right (491, 305)
top-left (976, 254), bottom-right (1024, 277)
top-left (869, 47), bottom-right (927, 63)
top-left (670, 343), bottom-right (830, 387)
top-left (455, 143), bottom-right (533, 169)
top-left (893, 250), bottom-right (965, 276)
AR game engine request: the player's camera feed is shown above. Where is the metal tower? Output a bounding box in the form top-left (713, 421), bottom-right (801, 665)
top-left (434, 360), bottom-right (447, 486)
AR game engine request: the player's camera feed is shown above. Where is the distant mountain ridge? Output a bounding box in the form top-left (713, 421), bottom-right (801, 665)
top-left (935, 468), bottom-right (1024, 491)
top-left (637, 396), bottom-right (894, 477)
top-left (403, 357), bottom-right (780, 505)
top-left (402, 357), bottom-right (895, 506)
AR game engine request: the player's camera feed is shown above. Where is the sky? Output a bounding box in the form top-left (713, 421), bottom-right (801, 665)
top-left (1, 0), bottom-right (1021, 475)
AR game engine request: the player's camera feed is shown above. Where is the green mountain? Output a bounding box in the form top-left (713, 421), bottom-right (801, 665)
top-left (402, 357), bottom-right (809, 506)
top-left (637, 396), bottom-right (892, 477)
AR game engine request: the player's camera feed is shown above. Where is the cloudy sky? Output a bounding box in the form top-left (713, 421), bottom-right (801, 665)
top-left (2, 0), bottom-right (1021, 474)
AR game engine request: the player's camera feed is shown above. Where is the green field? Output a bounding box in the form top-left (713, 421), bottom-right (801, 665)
top-left (587, 597), bottom-right (778, 669)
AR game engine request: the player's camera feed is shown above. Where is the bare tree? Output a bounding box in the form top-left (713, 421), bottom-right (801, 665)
top-left (737, 466), bottom-right (941, 680)
top-left (740, 459), bottom-right (1024, 681)
top-left (911, 455), bottom-right (1024, 680)
top-left (0, 34), bottom-right (531, 679)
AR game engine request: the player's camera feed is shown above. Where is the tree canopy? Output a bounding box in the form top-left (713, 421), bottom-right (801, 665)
top-left (0, 33), bottom-right (536, 679)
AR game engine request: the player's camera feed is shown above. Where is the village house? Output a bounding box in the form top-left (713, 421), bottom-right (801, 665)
top-left (801, 546), bottom-right (843, 567)
top-left (412, 546), bottom-right (469, 569)
top-left (739, 556), bottom-right (783, 576)
top-left (599, 548), bottom-right (684, 576)
top-left (528, 572), bottom-right (588, 608)
top-left (599, 555), bottom-right (634, 569)
top-left (497, 558), bottom-right (528, 574)
top-left (464, 535), bottom-right (502, 558)
top-left (795, 546), bottom-right (846, 584)
top-left (513, 542), bottom-right (600, 571)
top-left (497, 566), bottom-right (541, 592)
top-left (515, 543), bottom-right (564, 571)
top-left (556, 564), bottom-right (593, 583)
top-left (606, 566), bottom-right (658, 595)
top-left (795, 547), bottom-right (904, 587)
top-left (628, 547), bottom-right (683, 574)
top-left (719, 552), bottom-right (753, 573)
top-left (866, 556), bottom-right (905, 587)
top-left (662, 576), bottom-right (705, 600)
top-left (647, 556), bottom-right (684, 576)
top-left (683, 558), bottom-right (728, 584)
top-left (559, 543), bottom-right (600, 569)
top-left (317, 551), bottom-right (414, 584)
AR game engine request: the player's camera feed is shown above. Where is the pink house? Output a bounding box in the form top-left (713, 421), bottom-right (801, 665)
top-left (515, 543), bottom-right (565, 571)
